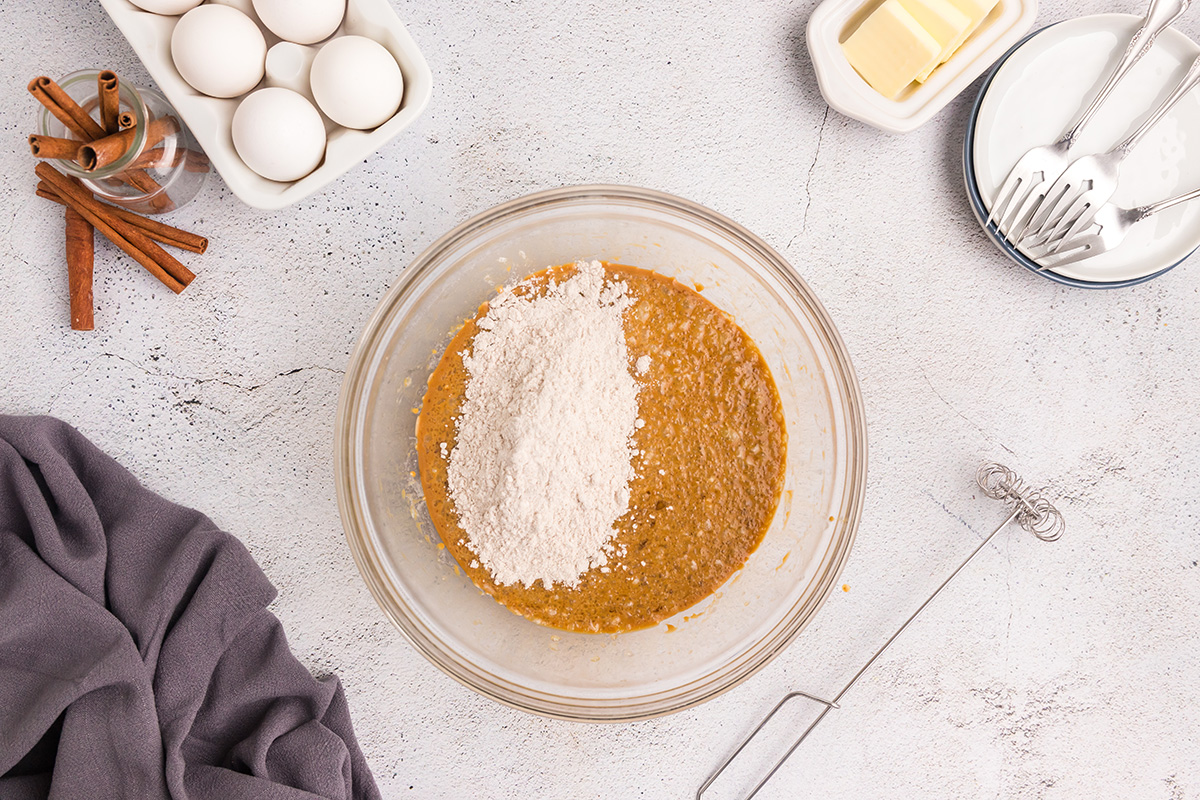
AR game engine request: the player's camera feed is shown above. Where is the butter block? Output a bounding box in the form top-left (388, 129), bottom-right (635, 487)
top-left (841, 0), bottom-right (942, 99)
top-left (899, 0), bottom-right (971, 81)
top-left (938, 0), bottom-right (1001, 65)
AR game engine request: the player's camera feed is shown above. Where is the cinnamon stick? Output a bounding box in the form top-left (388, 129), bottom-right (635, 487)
top-left (98, 71), bottom-right (120, 134)
top-left (36, 163), bottom-right (194, 293)
top-left (134, 172), bottom-right (175, 213)
top-left (65, 207), bottom-right (94, 330)
top-left (36, 180), bottom-right (208, 254)
top-left (77, 128), bottom-right (135, 171)
top-left (29, 134), bottom-right (82, 161)
top-left (28, 76), bottom-right (105, 141)
top-left (77, 116), bottom-right (179, 171)
top-left (125, 146), bottom-right (210, 174)
top-left (29, 75), bottom-right (171, 212)
top-left (118, 111), bottom-right (136, 130)
top-left (117, 113), bottom-right (176, 211)
top-left (125, 147), bottom-right (182, 173)
top-left (145, 116), bottom-right (179, 149)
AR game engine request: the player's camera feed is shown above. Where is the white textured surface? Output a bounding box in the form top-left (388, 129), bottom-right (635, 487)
top-left (1, 0), bottom-right (1198, 797)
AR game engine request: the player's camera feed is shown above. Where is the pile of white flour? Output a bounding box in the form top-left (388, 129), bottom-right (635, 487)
top-left (446, 261), bottom-right (640, 588)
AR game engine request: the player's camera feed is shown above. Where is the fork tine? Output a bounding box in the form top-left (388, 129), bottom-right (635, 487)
top-left (1020, 241), bottom-right (1055, 260)
top-left (1022, 218), bottom-right (1099, 266)
top-left (1020, 221), bottom-right (1062, 250)
top-left (1041, 195), bottom-right (1099, 251)
top-left (1047, 198), bottom-right (1099, 253)
top-left (1025, 168), bottom-right (1087, 238)
top-left (1035, 237), bottom-right (1099, 270)
top-left (1026, 185), bottom-right (1075, 238)
top-left (1020, 199), bottom-right (1086, 250)
top-left (1026, 233), bottom-right (1092, 268)
top-left (985, 170), bottom-right (1025, 229)
top-left (1004, 179), bottom-right (1051, 242)
top-left (1020, 233), bottom-right (1061, 259)
top-left (990, 171), bottom-right (1039, 234)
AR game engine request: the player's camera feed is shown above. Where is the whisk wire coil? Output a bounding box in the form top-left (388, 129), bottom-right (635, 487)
top-left (977, 463), bottom-right (1065, 541)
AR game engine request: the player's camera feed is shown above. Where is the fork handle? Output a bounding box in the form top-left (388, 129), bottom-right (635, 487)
top-left (1137, 186), bottom-right (1200, 220)
top-left (1116, 52), bottom-right (1200, 156)
top-left (1060, 0), bottom-right (1192, 147)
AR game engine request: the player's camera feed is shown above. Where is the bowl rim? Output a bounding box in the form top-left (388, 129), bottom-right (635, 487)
top-left (962, 15), bottom-right (1197, 289)
top-left (334, 184), bottom-right (869, 721)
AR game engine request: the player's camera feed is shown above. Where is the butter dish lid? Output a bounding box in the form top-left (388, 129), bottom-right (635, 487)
top-left (807, 0), bottom-right (1037, 133)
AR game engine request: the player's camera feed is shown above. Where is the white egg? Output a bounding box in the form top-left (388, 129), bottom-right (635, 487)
top-left (310, 36), bottom-right (404, 130)
top-left (171, 5), bottom-right (266, 99)
top-left (232, 88), bottom-right (326, 182)
top-left (127, 0), bottom-right (203, 14)
top-left (253, 0), bottom-right (345, 45)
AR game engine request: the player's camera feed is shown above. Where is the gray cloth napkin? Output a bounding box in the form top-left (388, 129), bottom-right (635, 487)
top-left (0, 415), bottom-right (381, 800)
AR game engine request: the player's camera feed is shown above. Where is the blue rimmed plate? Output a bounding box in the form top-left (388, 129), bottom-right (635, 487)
top-left (964, 14), bottom-right (1200, 288)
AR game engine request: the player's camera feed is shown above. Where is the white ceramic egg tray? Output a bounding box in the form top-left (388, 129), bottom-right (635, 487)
top-left (808, 0), bottom-right (1037, 133)
top-left (98, 0), bottom-right (433, 209)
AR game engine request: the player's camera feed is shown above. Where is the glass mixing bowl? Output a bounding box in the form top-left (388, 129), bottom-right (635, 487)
top-left (335, 185), bottom-right (867, 721)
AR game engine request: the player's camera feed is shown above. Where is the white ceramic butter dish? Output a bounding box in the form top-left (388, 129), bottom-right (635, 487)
top-left (808, 0), bottom-right (1037, 133)
top-left (97, 0), bottom-right (433, 210)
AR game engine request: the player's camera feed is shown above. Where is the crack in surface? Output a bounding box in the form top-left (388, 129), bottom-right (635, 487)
top-left (922, 490), bottom-right (981, 538)
top-left (916, 364), bottom-right (1016, 456)
top-left (801, 107), bottom-right (831, 236)
top-left (245, 407), bottom-right (284, 432)
top-left (47, 358), bottom-right (99, 415)
top-left (97, 352), bottom-right (343, 393)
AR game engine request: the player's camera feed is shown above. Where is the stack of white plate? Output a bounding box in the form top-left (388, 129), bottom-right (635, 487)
top-left (965, 14), bottom-right (1200, 288)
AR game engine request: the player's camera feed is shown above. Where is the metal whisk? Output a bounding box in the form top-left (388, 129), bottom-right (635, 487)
top-left (697, 463), bottom-right (1064, 800)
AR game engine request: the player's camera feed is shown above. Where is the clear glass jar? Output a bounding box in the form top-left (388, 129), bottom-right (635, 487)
top-left (37, 70), bottom-right (208, 215)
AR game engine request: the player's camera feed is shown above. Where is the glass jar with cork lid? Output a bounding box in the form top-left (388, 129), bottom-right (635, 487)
top-left (32, 70), bottom-right (209, 214)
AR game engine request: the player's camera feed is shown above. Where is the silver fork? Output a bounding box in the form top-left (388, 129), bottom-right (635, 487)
top-left (1023, 52), bottom-right (1200, 246)
top-left (987, 0), bottom-right (1192, 240)
top-left (1024, 186), bottom-right (1200, 269)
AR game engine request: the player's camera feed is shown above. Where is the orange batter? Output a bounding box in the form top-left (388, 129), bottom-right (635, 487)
top-left (416, 263), bottom-right (786, 633)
